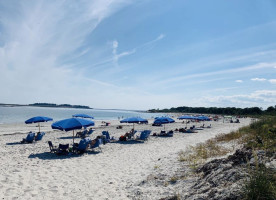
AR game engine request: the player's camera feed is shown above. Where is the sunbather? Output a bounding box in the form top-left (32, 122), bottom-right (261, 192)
top-left (21, 131), bottom-right (35, 143)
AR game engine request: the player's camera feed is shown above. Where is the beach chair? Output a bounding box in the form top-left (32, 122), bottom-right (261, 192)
top-left (138, 130), bottom-right (151, 140)
top-left (48, 141), bottom-right (58, 153)
top-left (56, 144), bottom-right (69, 155)
top-left (21, 132), bottom-right (35, 143)
top-left (156, 130), bottom-right (174, 137)
top-left (167, 130), bottom-right (174, 137)
top-left (102, 131), bottom-right (110, 143)
top-left (91, 139), bottom-right (102, 152)
top-left (35, 132), bottom-right (45, 141)
top-left (76, 129), bottom-right (88, 138)
top-left (87, 128), bottom-right (94, 136)
top-left (74, 137), bottom-right (91, 154)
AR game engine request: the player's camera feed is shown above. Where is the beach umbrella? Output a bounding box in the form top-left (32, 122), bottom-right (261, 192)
top-left (177, 115), bottom-right (197, 125)
top-left (153, 117), bottom-right (175, 131)
top-left (25, 116), bottom-right (53, 132)
top-left (196, 116), bottom-right (211, 121)
top-left (51, 118), bottom-right (95, 144)
top-left (177, 115), bottom-right (198, 120)
top-left (120, 117), bottom-right (148, 130)
top-left (72, 114), bottom-right (94, 119)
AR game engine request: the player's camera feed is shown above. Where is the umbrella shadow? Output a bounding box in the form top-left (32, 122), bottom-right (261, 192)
top-left (112, 140), bottom-right (145, 145)
top-left (58, 136), bottom-right (76, 140)
top-left (28, 151), bottom-right (100, 160)
top-left (85, 151), bottom-right (101, 155)
top-left (6, 142), bottom-right (27, 145)
top-left (28, 152), bottom-right (77, 160)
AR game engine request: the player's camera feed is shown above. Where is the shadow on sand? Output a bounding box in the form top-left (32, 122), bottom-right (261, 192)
top-left (58, 136), bottom-right (80, 140)
top-left (6, 142), bottom-right (28, 145)
top-left (111, 140), bottom-right (145, 145)
top-left (28, 151), bottom-right (101, 160)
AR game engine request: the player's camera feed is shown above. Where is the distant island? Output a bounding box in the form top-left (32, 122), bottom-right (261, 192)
top-left (0, 103), bottom-right (92, 109)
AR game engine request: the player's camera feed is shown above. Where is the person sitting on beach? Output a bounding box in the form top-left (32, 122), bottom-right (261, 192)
top-left (21, 131), bottom-right (35, 143)
top-left (124, 131), bottom-right (132, 139)
top-left (90, 136), bottom-right (102, 147)
top-left (160, 130), bottom-right (166, 135)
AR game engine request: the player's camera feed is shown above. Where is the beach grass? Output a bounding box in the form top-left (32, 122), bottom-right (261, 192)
top-left (243, 164), bottom-right (276, 200)
top-left (178, 139), bottom-right (231, 166)
top-left (178, 116), bottom-right (276, 199)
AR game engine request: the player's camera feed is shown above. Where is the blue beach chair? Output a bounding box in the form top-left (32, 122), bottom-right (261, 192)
top-left (35, 132), bottom-right (45, 141)
top-left (74, 137), bottom-right (92, 153)
top-left (102, 131), bottom-right (110, 143)
top-left (21, 132), bottom-right (35, 143)
top-left (138, 130), bottom-right (151, 140)
top-left (91, 138), bottom-right (102, 152)
top-left (87, 128), bottom-right (94, 136)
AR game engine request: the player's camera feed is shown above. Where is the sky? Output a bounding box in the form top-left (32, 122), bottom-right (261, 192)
top-left (0, 0), bottom-right (276, 110)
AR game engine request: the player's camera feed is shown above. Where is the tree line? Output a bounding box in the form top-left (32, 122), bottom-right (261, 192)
top-left (148, 105), bottom-right (276, 115)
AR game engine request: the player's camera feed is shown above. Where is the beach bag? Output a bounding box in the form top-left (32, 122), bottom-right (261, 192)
top-left (119, 136), bottom-right (126, 141)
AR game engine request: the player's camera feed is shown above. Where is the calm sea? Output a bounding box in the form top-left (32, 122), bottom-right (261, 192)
top-left (0, 106), bottom-right (165, 124)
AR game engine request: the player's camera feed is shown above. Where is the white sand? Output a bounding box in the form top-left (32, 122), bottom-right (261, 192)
top-left (0, 118), bottom-right (251, 200)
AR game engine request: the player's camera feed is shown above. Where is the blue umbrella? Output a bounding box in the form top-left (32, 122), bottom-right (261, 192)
top-left (52, 118), bottom-right (95, 144)
top-left (25, 116), bottom-right (53, 132)
top-left (153, 117), bottom-right (175, 130)
top-left (177, 115), bottom-right (198, 125)
top-left (154, 117), bottom-right (175, 124)
top-left (177, 115), bottom-right (197, 120)
top-left (196, 116), bottom-right (211, 121)
top-left (72, 114), bottom-right (94, 119)
top-left (120, 117), bottom-right (148, 130)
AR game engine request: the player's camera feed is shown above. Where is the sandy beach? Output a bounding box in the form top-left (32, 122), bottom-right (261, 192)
top-left (0, 118), bottom-right (251, 200)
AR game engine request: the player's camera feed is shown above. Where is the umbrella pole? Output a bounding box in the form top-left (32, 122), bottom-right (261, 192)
top-left (38, 122), bottom-right (40, 132)
top-left (73, 130), bottom-right (74, 145)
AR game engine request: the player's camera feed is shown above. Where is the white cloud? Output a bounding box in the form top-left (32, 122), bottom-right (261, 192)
top-left (235, 80), bottom-right (243, 83)
top-left (201, 90), bottom-right (276, 108)
top-left (0, 0), bottom-right (132, 106)
top-left (111, 40), bottom-right (135, 65)
top-left (112, 40), bottom-right (118, 53)
top-left (251, 78), bottom-right (267, 81)
top-left (156, 62), bottom-right (275, 86)
top-left (156, 34), bottom-right (165, 40)
top-left (268, 79), bottom-right (276, 84)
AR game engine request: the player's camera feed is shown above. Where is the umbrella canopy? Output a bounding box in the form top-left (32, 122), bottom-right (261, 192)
top-left (153, 117), bottom-right (175, 124)
top-left (120, 117), bottom-right (148, 130)
top-left (52, 118), bottom-right (94, 131)
top-left (153, 117), bottom-right (175, 131)
top-left (72, 114), bottom-right (94, 119)
top-left (25, 116), bottom-right (53, 124)
top-left (177, 115), bottom-right (197, 120)
top-left (52, 118), bottom-right (95, 145)
top-left (196, 116), bottom-right (211, 121)
top-left (120, 117), bottom-right (148, 124)
top-left (25, 116), bottom-right (53, 132)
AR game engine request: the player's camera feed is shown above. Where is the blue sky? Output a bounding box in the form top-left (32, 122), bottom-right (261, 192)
top-left (0, 0), bottom-right (275, 110)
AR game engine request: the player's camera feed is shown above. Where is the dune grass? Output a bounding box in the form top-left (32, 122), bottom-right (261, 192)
top-left (179, 139), bottom-right (230, 167)
top-left (179, 116), bottom-right (276, 199)
top-left (243, 164), bottom-right (276, 200)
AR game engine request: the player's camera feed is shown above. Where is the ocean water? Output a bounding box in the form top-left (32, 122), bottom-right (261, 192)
top-left (0, 106), bottom-right (165, 124)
